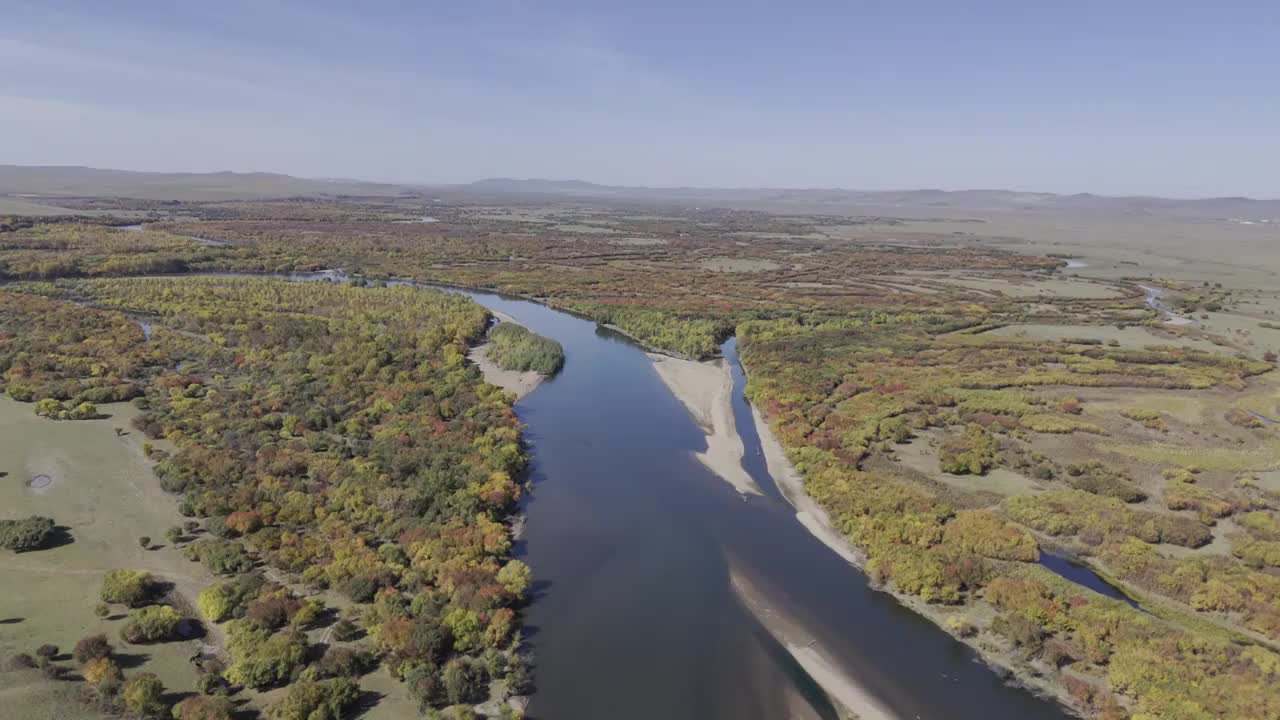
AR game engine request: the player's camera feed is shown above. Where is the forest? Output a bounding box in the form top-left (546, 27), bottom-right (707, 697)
top-left (1, 275), bottom-right (533, 719)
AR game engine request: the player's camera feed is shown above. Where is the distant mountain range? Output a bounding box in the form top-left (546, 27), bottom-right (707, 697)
top-left (1, 165), bottom-right (1277, 220)
top-left (0, 165), bottom-right (408, 201)
top-left (463, 178), bottom-right (1280, 220)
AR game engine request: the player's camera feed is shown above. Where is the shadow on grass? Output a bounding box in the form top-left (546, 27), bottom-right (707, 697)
top-left (115, 652), bottom-right (150, 669)
top-left (348, 689), bottom-right (387, 719)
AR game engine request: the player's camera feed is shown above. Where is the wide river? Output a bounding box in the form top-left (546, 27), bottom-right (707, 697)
top-left (440, 286), bottom-right (1074, 720)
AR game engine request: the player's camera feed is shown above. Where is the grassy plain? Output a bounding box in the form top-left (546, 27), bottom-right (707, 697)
top-left (0, 397), bottom-right (213, 710)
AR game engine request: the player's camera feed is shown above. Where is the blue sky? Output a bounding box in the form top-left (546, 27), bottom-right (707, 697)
top-left (2, 1), bottom-right (1277, 196)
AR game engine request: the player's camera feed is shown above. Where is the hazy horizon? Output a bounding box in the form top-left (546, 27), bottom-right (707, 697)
top-left (4, 2), bottom-right (1278, 198)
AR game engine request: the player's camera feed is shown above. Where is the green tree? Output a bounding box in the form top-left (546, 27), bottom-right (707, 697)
top-left (100, 569), bottom-right (153, 606)
top-left (196, 582), bottom-right (236, 623)
top-left (442, 658), bottom-right (482, 705)
top-left (266, 678), bottom-right (360, 720)
top-left (496, 560), bottom-right (531, 601)
top-left (0, 515), bottom-right (56, 552)
top-left (121, 672), bottom-right (167, 718)
top-left (121, 605), bottom-right (182, 644)
top-left (223, 622), bottom-right (307, 689)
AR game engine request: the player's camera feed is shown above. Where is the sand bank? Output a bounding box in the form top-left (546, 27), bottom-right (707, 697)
top-left (731, 570), bottom-right (899, 720)
top-left (648, 353), bottom-right (760, 495)
top-left (469, 343), bottom-right (543, 399)
top-left (467, 312), bottom-right (548, 399)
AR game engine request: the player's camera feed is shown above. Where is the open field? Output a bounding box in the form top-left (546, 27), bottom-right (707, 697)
top-left (982, 322), bottom-right (1226, 353)
top-left (0, 397), bottom-right (213, 707)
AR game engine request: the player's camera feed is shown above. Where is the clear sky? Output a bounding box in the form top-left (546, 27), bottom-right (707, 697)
top-left (2, 1), bottom-right (1277, 196)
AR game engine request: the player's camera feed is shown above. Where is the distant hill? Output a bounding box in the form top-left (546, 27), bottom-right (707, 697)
top-left (0, 165), bottom-right (411, 201)
top-left (2, 165), bottom-right (1276, 220)
top-left (465, 178), bottom-right (1280, 221)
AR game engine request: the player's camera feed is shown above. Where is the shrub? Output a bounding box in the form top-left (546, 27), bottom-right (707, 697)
top-left (1121, 408), bottom-right (1167, 432)
top-left (100, 569), bottom-right (154, 606)
top-left (82, 656), bottom-right (121, 686)
top-left (245, 591), bottom-right (304, 630)
top-left (496, 560), bottom-right (531, 601)
top-left (331, 618), bottom-right (361, 642)
top-left (267, 678), bottom-right (360, 720)
top-left (172, 694), bottom-right (234, 720)
top-left (35, 644), bottom-right (58, 659)
top-left (184, 540), bottom-right (254, 575)
top-left (407, 664), bottom-right (444, 710)
top-left (94, 602), bottom-right (111, 618)
top-left (991, 612), bottom-right (1044, 655)
top-left (942, 510), bottom-right (1038, 562)
top-left (1225, 408), bottom-right (1264, 428)
top-left (442, 658), bottom-right (483, 706)
top-left (223, 622), bottom-right (307, 689)
top-left (1020, 413), bottom-right (1105, 435)
top-left (505, 654), bottom-right (532, 695)
top-left (138, 536), bottom-right (151, 549)
top-left (121, 605), bottom-right (182, 644)
top-left (314, 646), bottom-right (372, 679)
top-left (1235, 540), bottom-right (1280, 568)
top-left (0, 515), bottom-right (56, 552)
top-left (944, 615), bottom-right (977, 638)
top-left (224, 510), bottom-right (263, 536)
top-left (121, 672), bottom-right (166, 717)
top-left (197, 583), bottom-right (237, 623)
top-left (33, 399), bottom-right (99, 420)
top-left (339, 573), bottom-right (382, 603)
top-left (165, 527), bottom-right (184, 545)
top-left (1065, 462), bottom-right (1145, 502)
top-left (195, 671), bottom-right (229, 696)
top-left (938, 424), bottom-right (1000, 475)
top-left (73, 634), bottom-right (113, 663)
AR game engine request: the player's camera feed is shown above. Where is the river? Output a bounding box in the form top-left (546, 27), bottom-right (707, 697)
top-left (438, 286), bottom-right (1074, 720)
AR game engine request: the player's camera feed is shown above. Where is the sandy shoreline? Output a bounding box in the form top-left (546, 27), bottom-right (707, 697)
top-left (468, 312), bottom-right (545, 399)
top-left (469, 343), bottom-right (543, 399)
top-left (647, 353), bottom-right (761, 495)
top-left (751, 406), bottom-right (866, 569)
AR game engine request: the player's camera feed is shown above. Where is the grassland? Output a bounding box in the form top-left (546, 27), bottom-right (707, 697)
top-left (0, 397), bottom-right (213, 712)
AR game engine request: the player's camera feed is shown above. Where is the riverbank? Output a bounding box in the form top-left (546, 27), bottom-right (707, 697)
top-left (751, 406), bottom-right (864, 568)
top-left (746, 403), bottom-right (1078, 715)
top-left (647, 353), bottom-right (761, 495)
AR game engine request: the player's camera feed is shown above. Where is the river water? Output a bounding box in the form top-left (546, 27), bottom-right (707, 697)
top-left (438, 287), bottom-right (1073, 720)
